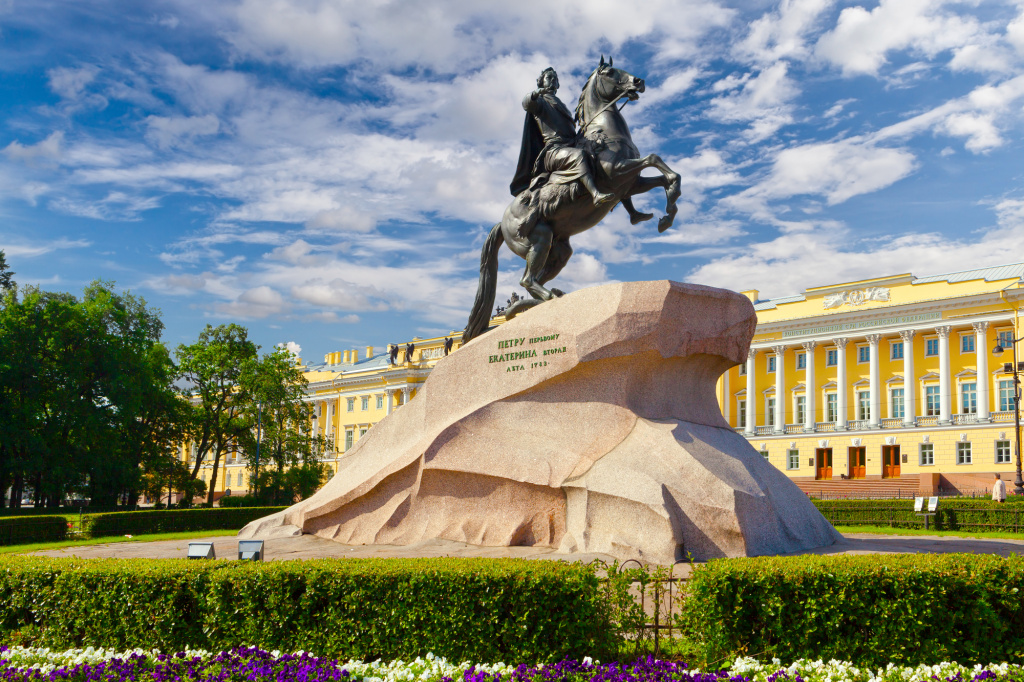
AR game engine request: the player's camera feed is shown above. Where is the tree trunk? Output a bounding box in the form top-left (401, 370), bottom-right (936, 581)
top-left (10, 472), bottom-right (22, 509)
top-left (206, 447), bottom-right (222, 505)
top-left (33, 472), bottom-right (42, 507)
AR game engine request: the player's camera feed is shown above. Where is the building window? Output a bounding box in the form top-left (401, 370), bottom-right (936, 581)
top-left (738, 363), bottom-right (746, 376)
top-left (956, 441), bottom-right (972, 465)
top-left (796, 396), bottom-right (806, 424)
top-left (826, 349), bottom-right (838, 366)
top-left (891, 341), bottom-right (903, 360)
top-left (737, 399), bottom-right (746, 428)
top-left (376, 395), bottom-right (384, 409)
top-left (347, 398), bottom-right (355, 412)
top-left (998, 330), bottom-right (1014, 350)
top-left (920, 443), bottom-right (934, 466)
top-left (961, 335), bottom-right (975, 353)
top-left (891, 388), bottom-right (904, 419)
top-left (1000, 380), bottom-right (1016, 412)
top-left (762, 449), bottom-right (770, 460)
top-left (925, 338), bottom-right (939, 356)
top-left (826, 393), bottom-right (837, 422)
top-left (237, 472), bottom-right (243, 487)
top-left (997, 440), bottom-right (1012, 464)
top-left (961, 382), bottom-right (977, 414)
top-left (345, 430), bottom-right (354, 450)
top-left (796, 353), bottom-right (806, 370)
top-left (857, 346), bottom-right (870, 363)
top-left (787, 449), bottom-right (800, 470)
top-left (767, 397), bottom-right (776, 425)
top-left (857, 391), bottom-right (870, 420)
top-left (359, 427), bottom-right (368, 437)
top-left (768, 356), bottom-right (776, 373)
top-left (361, 396), bottom-right (369, 411)
top-left (925, 386), bottom-right (941, 415)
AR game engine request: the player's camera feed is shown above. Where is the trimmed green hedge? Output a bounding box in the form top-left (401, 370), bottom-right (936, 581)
top-left (0, 516), bottom-right (68, 546)
top-left (86, 507), bottom-right (287, 537)
top-left (217, 495), bottom-right (262, 508)
top-left (679, 553), bottom-right (1024, 666)
top-left (814, 498), bottom-right (1024, 532)
top-left (0, 556), bottom-right (613, 662)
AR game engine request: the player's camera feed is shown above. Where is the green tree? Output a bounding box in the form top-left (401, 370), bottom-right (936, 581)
top-left (175, 324), bottom-right (259, 505)
top-left (0, 250), bottom-right (15, 294)
top-left (0, 281), bottom-right (183, 507)
top-left (238, 346), bottom-right (328, 505)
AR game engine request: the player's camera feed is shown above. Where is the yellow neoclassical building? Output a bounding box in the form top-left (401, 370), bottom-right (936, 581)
top-left (192, 262), bottom-right (1024, 499)
top-left (717, 262), bottom-right (1024, 495)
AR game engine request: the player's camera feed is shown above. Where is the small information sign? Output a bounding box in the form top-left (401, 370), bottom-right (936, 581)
top-left (914, 497), bottom-right (924, 512)
top-left (928, 496), bottom-right (939, 513)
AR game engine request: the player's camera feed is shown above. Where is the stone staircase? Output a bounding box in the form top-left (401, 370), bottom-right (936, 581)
top-left (794, 477), bottom-right (921, 500)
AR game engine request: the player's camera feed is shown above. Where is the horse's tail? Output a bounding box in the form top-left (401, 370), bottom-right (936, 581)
top-left (462, 223), bottom-right (504, 344)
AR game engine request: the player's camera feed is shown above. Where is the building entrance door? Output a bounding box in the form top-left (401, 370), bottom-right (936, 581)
top-left (849, 447), bottom-right (866, 479)
top-left (882, 445), bottom-right (901, 479)
top-left (815, 448), bottom-right (833, 480)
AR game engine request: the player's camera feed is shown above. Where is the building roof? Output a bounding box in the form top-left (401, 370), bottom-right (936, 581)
top-left (911, 262), bottom-right (1024, 285)
top-left (752, 261), bottom-right (1024, 309)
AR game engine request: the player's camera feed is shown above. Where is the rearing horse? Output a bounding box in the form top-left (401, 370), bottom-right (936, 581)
top-left (463, 58), bottom-right (682, 343)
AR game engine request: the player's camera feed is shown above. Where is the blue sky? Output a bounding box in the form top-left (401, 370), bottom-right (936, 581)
top-left (2, 0), bottom-right (1024, 362)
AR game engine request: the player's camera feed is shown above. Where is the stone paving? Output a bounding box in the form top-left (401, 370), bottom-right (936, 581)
top-left (28, 532), bottom-right (1024, 580)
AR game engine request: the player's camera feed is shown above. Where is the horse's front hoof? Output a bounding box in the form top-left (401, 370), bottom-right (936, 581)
top-left (630, 212), bottom-right (654, 225)
top-left (550, 288), bottom-right (565, 297)
top-left (658, 215), bottom-right (674, 233)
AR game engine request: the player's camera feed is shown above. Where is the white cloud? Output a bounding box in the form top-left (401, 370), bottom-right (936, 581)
top-left (729, 138), bottom-right (917, 213)
top-left (3, 132), bottom-right (64, 164)
top-left (0, 237), bottom-right (90, 258)
top-left (707, 61), bottom-right (798, 141)
top-left (277, 340), bottom-right (301, 356)
top-left (815, 0), bottom-right (988, 76)
top-left (736, 0), bottom-right (833, 65)
top-left (145, 114), bottom-right (220, 149)
top-left (47, 65), bottom-right (99, 99)
top-left (687, 197), bottom-right (1024, 299)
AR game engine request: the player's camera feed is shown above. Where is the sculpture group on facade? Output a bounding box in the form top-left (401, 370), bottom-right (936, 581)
top-left (463, 58), bottom-right (682, 342)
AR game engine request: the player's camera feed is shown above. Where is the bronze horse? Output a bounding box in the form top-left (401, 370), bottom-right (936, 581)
top-left (463, 58), bottom-right (682, 342)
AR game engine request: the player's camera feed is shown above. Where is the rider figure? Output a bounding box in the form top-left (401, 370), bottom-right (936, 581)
top-left (511, 68), bottom-right (615, 207)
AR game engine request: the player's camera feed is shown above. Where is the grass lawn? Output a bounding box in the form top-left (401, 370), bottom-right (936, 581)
top-left (0, 530), bottom-right (238, 554)
top-left (835, 524), bottom-right (1024, 540)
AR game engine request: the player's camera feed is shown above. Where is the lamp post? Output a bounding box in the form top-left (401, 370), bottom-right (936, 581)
top-left (254, 401), bottom-right (262, 499)
top-left (994, 336), bottom-right (1024, 496)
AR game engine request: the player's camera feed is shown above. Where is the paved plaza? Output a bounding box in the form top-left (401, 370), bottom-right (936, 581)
top-left (29, 533), bottom-right (1024, 580)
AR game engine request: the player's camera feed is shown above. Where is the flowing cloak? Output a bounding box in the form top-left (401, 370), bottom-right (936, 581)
top-left (510, 111), bottom-right (544, 197)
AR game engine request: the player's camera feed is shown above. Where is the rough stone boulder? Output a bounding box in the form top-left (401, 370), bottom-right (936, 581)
top-left (240, 280), bottom-right (840, 563)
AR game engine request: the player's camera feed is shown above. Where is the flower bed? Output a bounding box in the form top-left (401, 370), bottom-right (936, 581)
top-left (1, 648), bottom-right (1022, 682)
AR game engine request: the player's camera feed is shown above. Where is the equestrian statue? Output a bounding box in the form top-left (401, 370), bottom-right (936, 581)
top-left (462, 57), bottom-right (682, 342)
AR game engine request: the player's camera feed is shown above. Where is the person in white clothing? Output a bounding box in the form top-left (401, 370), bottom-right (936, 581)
top-left (993, 473), bottom-right (1007, 503)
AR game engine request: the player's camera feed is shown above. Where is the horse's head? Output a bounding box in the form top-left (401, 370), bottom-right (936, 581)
top-left (576, 56), bottom-right (645, 128)
top-left (593, 55), bottom-right (645, 102)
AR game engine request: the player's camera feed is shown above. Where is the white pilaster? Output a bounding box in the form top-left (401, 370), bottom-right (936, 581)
top-left (866, 334), bottom-right (881, 429)
top-left (773, 345), bottom-right (786, 433)
top-left (402, 387), bottom-right (412, 406)
top-left (834, 338), bottom-right (848, 430)
top-left (974, 321), bottom-right (990, 421)
top-left (385, 389), bottom-right (394, 415)
top-left (936, 326), bottom-right (952, 423)
top-left (745, 349), bottom-right (756, 435)
top-left (802, 341), bottom-right (816, 432)
top-left (899, 330), bottom-right (916, 426)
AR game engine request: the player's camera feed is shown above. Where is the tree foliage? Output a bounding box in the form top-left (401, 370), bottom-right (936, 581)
top-left (0, 279), bottom-right (182, 507)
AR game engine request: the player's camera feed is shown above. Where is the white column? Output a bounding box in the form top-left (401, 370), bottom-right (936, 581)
top-left (802, 341), bottom-right (816, 432)
top-left (385, 389), bottom-right (394, 415)
top-left (974, 321), bottom-right (990, 421)
top-left (402, 387), bottom-right (412, 406)
top-left (866, 334), bottom-right (881, 429)
top-left (773, 345), bottom-right (786, 433)
top-left (745, 349), bottom-right (756, 435)
top-left (937, 326), bottom-right (952, 423)
top-left (834, 338), bottom-right (848, 430)
top-left (900, 330), bottom-right (916, 427)
top-left (721, 370), bottom-right (730, 423)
